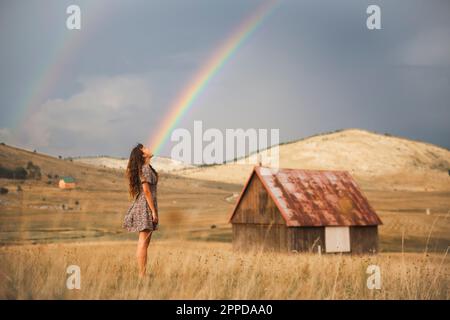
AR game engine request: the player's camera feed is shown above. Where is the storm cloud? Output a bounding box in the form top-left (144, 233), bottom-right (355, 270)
top-left (0, 0), bottom-right (449, 158)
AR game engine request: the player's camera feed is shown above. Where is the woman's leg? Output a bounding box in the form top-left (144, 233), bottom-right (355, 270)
top-left (136, 229), bottom-right (152, 277)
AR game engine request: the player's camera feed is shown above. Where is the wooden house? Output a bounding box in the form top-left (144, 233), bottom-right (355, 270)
top-left (228, 166), bottom-right (382, 254)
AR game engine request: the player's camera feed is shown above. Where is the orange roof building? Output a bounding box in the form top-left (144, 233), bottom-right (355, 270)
top-left (58, 176), bottom-right (76, 189)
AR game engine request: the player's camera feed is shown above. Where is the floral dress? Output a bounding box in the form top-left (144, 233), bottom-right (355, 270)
top-left (123, 163), bottom-right (159, 232)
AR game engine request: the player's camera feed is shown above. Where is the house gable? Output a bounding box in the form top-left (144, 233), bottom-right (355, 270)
top-left (229, 170), bottom-right (286, 225)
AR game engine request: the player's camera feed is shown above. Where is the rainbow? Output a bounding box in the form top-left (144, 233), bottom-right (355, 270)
top-left (14, 2), bottom-right (114, 137)
top-left (148, 0), bottom-right (280, 156)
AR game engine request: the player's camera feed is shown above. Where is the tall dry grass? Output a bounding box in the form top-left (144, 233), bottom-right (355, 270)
top-left (0, 240), bottom-right (448, 299)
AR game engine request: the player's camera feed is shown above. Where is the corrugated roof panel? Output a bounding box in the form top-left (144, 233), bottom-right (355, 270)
top-left (251, 166), bottom-right (382, 227)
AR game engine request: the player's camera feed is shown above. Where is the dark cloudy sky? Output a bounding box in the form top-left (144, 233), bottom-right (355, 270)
top-left (0, 0), bottom-right (449, 159)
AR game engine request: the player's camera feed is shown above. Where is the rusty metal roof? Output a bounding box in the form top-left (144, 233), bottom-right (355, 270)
top-left (229, 166), bottom-right (382, 227)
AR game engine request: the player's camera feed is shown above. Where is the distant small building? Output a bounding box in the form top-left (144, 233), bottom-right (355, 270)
top-left (59, 176), bottom-right (76, 189)
top-left (229, 166), bottom-right (382, 254)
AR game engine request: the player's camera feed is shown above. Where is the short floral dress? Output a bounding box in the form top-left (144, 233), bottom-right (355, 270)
top-left (123, 164), bottom-right (159, 232)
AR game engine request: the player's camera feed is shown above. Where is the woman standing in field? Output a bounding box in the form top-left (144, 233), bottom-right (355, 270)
top-left (123, 143), bottom-right (159, 277)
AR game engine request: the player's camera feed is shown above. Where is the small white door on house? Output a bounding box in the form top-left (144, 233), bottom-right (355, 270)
top-left (325, 227), bottom-right (350, 253)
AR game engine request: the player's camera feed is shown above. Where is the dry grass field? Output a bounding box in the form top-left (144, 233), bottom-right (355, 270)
top-left (0, 240), bottom-right (448, 299)
top-left (0, 129), bottom-right (449, 299)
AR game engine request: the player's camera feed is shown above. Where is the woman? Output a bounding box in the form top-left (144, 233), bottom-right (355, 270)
top-left (123, 143), bottom-right (159, 277)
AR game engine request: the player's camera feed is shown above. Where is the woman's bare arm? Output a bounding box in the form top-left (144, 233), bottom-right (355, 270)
top-left (142, 182), bottom-right (158, 223)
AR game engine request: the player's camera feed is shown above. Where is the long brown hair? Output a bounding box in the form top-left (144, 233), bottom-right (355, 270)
top-left (126, 143), bottom-right (145, 199)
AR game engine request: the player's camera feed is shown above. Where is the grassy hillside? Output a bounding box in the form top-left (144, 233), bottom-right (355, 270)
top-left (0, 143), bottom-right (239, 245)
top-left (0, 138), bottom-right (449, 253)
top-left (177, 129), bottom-right (450, 191)
top-left (0, 140), bottom-right (449, 300)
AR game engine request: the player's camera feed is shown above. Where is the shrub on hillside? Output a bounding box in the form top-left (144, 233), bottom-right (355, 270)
top-left (431, 160), bottom-right (450, 172)
top-left (26, 161), bottom-right (42, 180)
top-left (0, 166), bottom-right (28, 180)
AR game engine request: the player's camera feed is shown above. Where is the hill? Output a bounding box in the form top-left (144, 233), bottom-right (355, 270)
top-left (0, 143), bottom-right (238, 245)
top-left (0, 132), bottom-right (449, 253)
top-left (177, 129), bottom-right (450, 191)
top-left (73, 155), bottom-right (194, 172)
